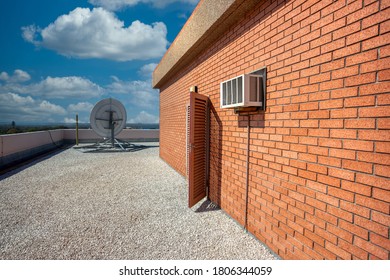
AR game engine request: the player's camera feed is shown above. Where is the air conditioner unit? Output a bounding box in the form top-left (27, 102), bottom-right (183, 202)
top-left (220, 74), bottom-right (264, 109)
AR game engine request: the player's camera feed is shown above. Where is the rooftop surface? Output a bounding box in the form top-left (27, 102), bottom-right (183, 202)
top-left (0, 143), bottom-right (276, 260)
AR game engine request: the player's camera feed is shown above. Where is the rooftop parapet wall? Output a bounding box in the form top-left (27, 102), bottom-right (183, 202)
top-left (0, 129), bottom-right (160, 169)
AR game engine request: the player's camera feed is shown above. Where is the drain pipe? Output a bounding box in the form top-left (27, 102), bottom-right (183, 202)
top-left (244, 113), bottom-right (251, 231)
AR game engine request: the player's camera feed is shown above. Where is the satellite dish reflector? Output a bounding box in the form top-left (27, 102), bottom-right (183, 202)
top-left (90, 98), bottom-right (127, 138)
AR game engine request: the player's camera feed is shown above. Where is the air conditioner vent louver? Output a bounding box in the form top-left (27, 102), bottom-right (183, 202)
top-left (220, 74), bottom-right (264, 109)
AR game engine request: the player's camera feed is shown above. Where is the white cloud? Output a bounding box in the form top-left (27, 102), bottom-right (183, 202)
top-left (89, 0), bottom-right (198, 11)
top-left (0, 74), bottom-right (103, 99)
top-left (107, 77), bottom-right (158, 108)
top-left (22, 7), bottom-right (168, 61)
top-left (0, 93), bottom-right (66, 122)
top-left (138, 63), bottom-right (157, 78)
top-left (67, 102), bottom-right (94, 113)
top-left (129, 111), bottom-right (159, 123)
top-left (0, 70), bottom-right (31, 83)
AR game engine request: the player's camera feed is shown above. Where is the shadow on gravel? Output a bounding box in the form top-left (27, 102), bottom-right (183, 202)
top-left (0, 146), bottom-right (71, 180)
top-left (74, 143), bottom-right (159, 153)
top-left (195, 200), bottom-right (221, 213)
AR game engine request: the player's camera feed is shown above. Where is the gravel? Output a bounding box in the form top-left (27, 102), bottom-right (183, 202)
top-left (0, 143), bottom-right (277, 260)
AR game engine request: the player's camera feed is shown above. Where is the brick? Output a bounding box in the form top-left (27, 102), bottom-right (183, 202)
top-left (310, 52), bottom-right (332, 66)
top-left (338, 239), bottom-right (369, 260)
top-left (343, 140), bottom-right (374, 151)
top-left (313, 243), bottom-right (337, 259)
top-left (344, 96), bottom-right (375, 107)
top-left (321, 38), bottom-right (346, 54)
top-left (346, 49), bottom-right (378, 66)
top-left (376, 93), bottom-right (390, 106)
top-left (331, 65), bottom-right (359, 79)
top-left (298, 169), bottom-right (317, 181)
top-left (317, 174), bottom-right (340, 188)
top-left (325, 241), bottom-right (352, 260)
top-left (309, 110), bottom-right (330, 119)
top-left (319, 99), bottom-right (343, 109)
top-left (356, 216), bottom-right (389, 239)
top-left (309, 72), bottom-right (331, 84)
top-left (345, 72), bottom-right (376, 87)
top-left (359, 130), bottom-right (390, 141)
top-left (361, 57), bottom-right (390, 74)
top-left (328, 186), bottom-right (355, 202)
top-left (333, 43), bottom-right (361, 59)
top-left (381, 19), bottom-right (390, 34)
top-left (375, 164), bottom-right (390, 177)
top-left (362, 32), bottom-right (390, 51)
top-left (359, 106), bottom-right (390, 118)
top-left (346, 25), bottom-right (379, 46)
top-left (308, 145), bottom-right (328, 156)
top-left (318, 138), bottom-right (342, 148)
top-left (327, 204), bottom-right (353, 222)
top-left (321, 58), bottom-right (345, 73)
top-left (358, 151), bottom-right (390, 165)
top-left (356, 195), bottom-right (390, 214)
top-left (333, 0), bottom-right (361, 18)
top-left (342, 159), bottom-right (373, 173)
top-left (340, 200), bottom-right (370, 218)
top-left (370, 233), bottom-right (390, 252)
top-left (360, 81), bottom-right (390, 95)
top-left (322, 17), bottom-right (346, 35)
top-left (345, 118), bottom-right (375, 129)
top-left (308, 128), bottom-right (330, 138)
top-left (329, 148), bottom-right (356, 160)
top-left (356, 173), bottom-right (390, 191)
top-left (319, 119), bottom-right (344, 128)
top-left (346, 1), bottom-right (379, 25)
top-left (328, 167), bottom-right (355, 181)
top-left (378, 70), bottom-right (390, 81)
top-left (315, 224), bottom-right (337, 244)
top-left (300, 119), bottom-right (319, 128)
top-left (333, 21), bottom-right (361, 40)
top-left (339, 220), bottom-right (369, 240)
top-left (341, 180), bottom-right (372, 197)
top-left (327, 224), bottom-right (353, 244)
top-left (318, 155), bottom-right (341, 168)
top-left (331, 108), bottom-right (358, 119)
top-left (354, 237), bottom-right (389, 259)
top-left (372, 188), bottom-right (390, 203)
top-left (372, 211), bottom-right (390, 226)
top-left (376, 142), bottom-right (390, 153)
top-left (362, 7), bottom-right (390, 29)
top-left (378, 119), bottom-right (390, 129)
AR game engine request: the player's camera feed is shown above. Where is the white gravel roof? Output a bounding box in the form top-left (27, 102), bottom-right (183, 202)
top-left (0, 144), bottom-right (277, 260)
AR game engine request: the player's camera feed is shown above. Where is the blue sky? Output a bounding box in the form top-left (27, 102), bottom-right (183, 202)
top-left (0, 0), bottom-right (198, 124)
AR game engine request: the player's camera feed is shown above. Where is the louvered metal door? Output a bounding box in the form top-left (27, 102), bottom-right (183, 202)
top-left (188, 92), bottom-right (209, 208)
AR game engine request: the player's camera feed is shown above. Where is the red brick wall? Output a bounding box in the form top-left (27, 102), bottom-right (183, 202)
top-left (159, 0), bottom-right (390, 259)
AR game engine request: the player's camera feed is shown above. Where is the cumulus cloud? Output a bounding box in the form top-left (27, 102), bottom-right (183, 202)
top-left (67, 102), bottom-right (94, 113)
top-left (22, 7), bottom-right (168, 61)
top-left (0, 92), bottom-right (66, 122)
top-left (89, 0), bottom-right (198, 11)
top-left (129, 111), bottom-right (159, 123)
top-left (107, 76), bottom-right (158, 108)
top-left (0, 73), bottom-right (103, 99)
top-left (0, 70), bottom-right (31, 83)
top-left (138, 63), bottom-right (157, 78)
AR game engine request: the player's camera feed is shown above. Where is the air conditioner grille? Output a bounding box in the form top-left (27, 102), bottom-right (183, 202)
top-left (220, 74), bottom-right (263, 108)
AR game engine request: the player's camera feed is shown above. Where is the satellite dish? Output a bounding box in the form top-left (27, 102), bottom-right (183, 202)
top-left (74, 97), bottom-right (143, 152)
top-left (90, 97), bottom-right (127, 138)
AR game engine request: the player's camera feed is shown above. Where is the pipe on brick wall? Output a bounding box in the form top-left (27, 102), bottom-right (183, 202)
top-left (244, 114), bottom-right (250, 231)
